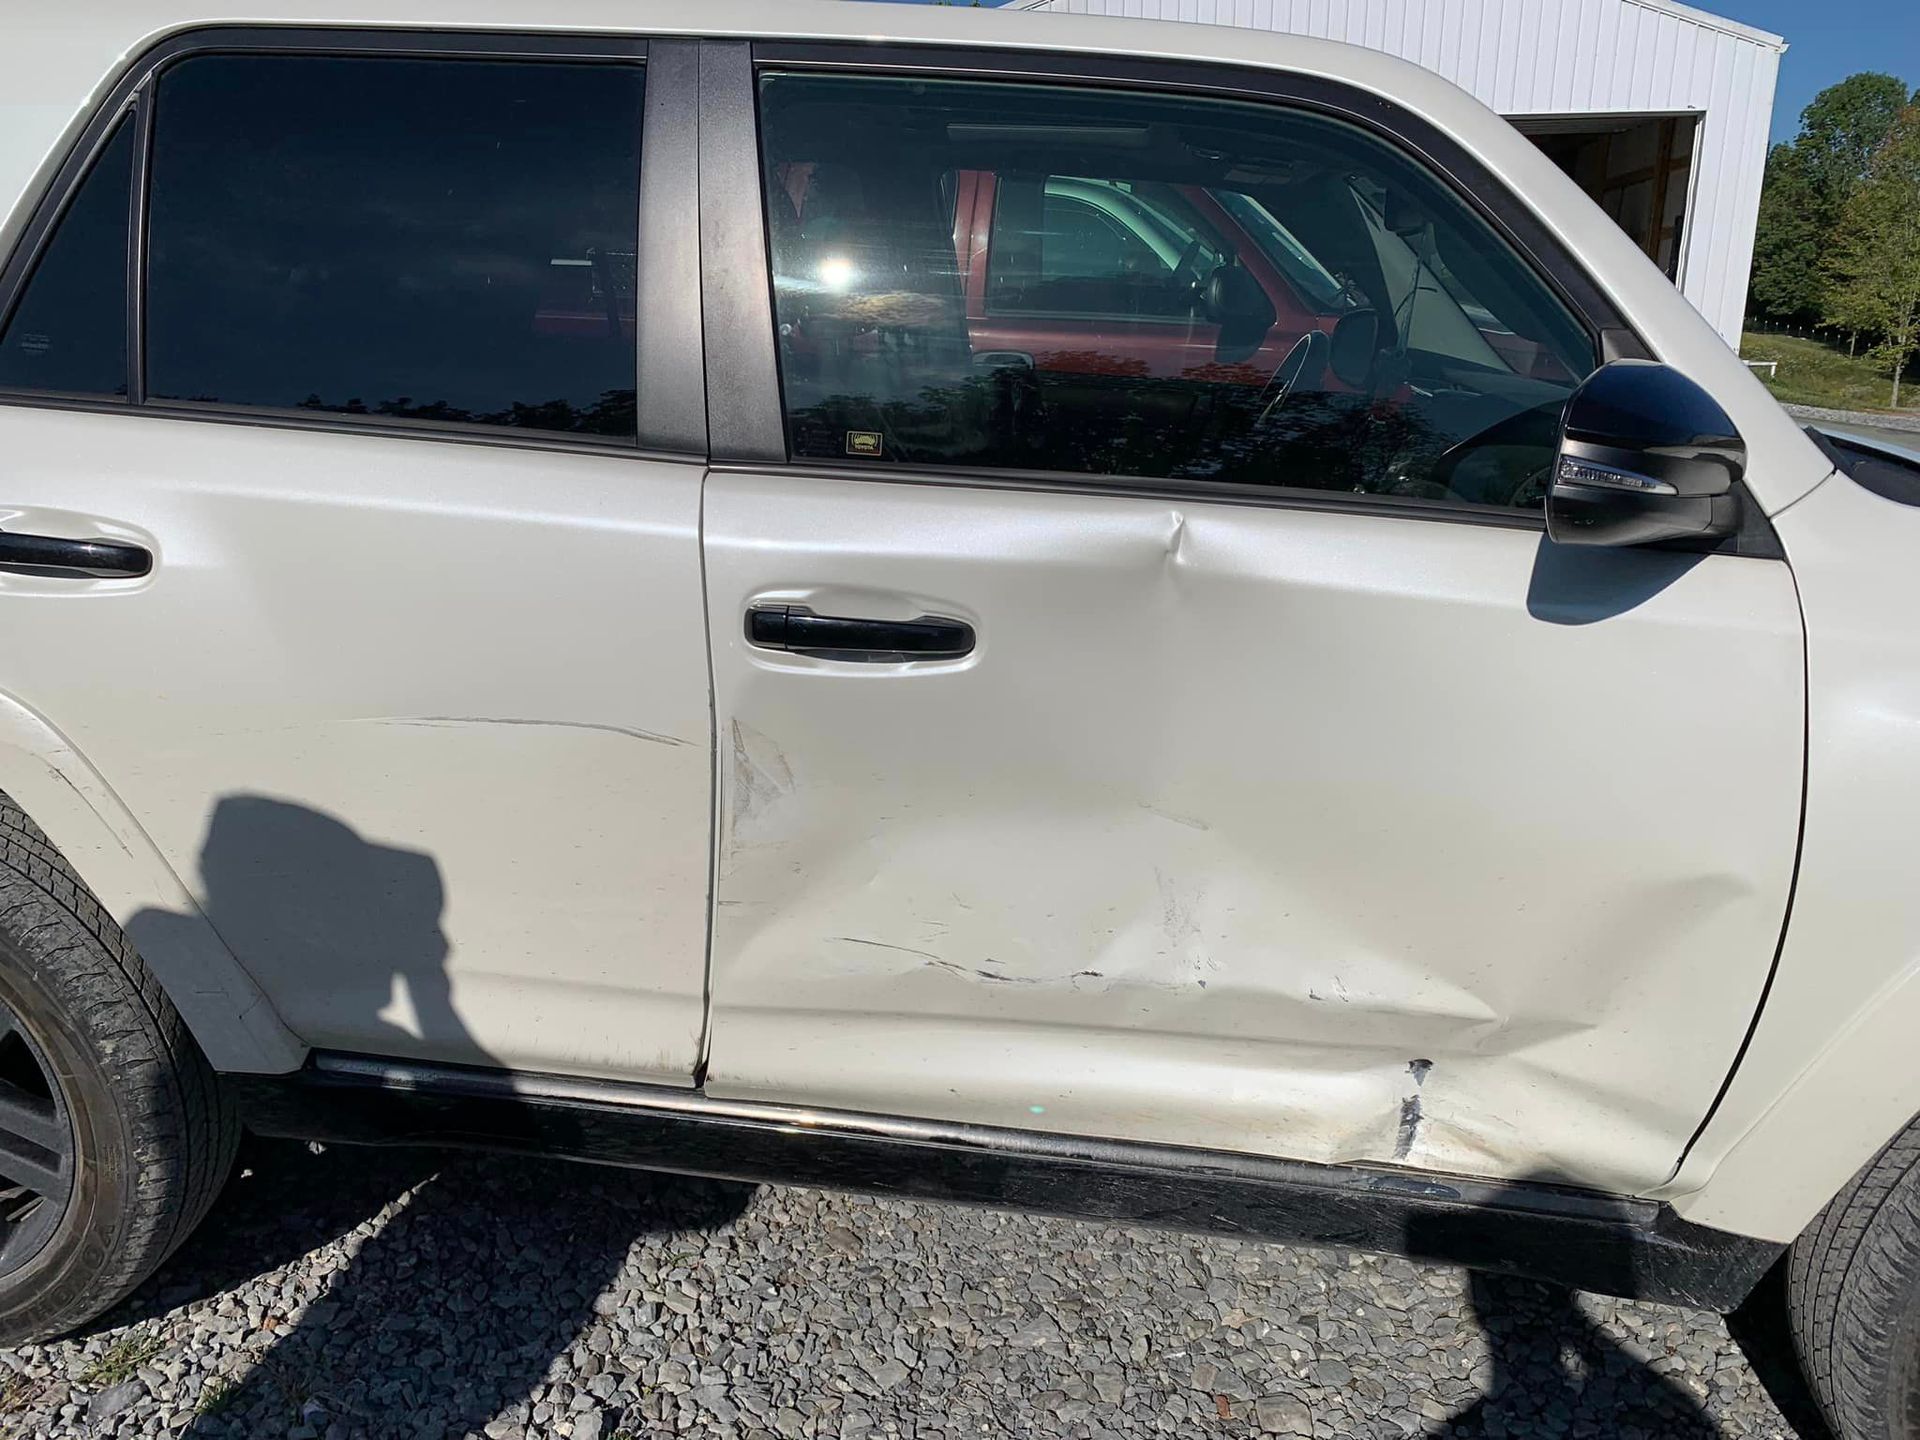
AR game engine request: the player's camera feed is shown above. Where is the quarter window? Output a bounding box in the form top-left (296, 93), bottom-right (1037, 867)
top-left (146, 55), bottom-right (644, 439)
top-left (759, 74), bottom-right (1596, 509)
top-left (0, 119), bottom-right (133, 399)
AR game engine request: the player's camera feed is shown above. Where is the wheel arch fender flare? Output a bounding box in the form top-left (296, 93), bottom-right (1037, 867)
top-left (0, 688), bottom-right (304, 1074)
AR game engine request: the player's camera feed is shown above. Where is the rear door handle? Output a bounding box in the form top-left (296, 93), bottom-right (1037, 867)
top-left (746, 605), bottom-right (974, 661)
top-left (0, 530), bottom-right (151, 577)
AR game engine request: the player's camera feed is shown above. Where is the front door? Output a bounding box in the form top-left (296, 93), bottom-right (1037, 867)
top-left (698, 58), bottom-right (1804, 1193)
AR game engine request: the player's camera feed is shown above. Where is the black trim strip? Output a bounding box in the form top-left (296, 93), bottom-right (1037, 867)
top-left (0, 389), bottom-right (703, 466)
top-left (229, 1054), bottom-right (1781, 1311)
top-left (698, 41), bottom-right (787, 465)
top-left (634, 39), bottom-right (707, 456)
top-left (126, 92), bottom-right (153, 406)
top-left (726, 458), bottom-right (1553, 531)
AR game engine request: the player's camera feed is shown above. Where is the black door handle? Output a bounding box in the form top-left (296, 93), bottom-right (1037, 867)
top-left (0, 530), bottom-right (151, 577)
top-left (746, 605), bottom-right (974, 661)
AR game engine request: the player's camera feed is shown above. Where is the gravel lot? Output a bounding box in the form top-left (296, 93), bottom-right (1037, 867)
top-left (0, 1139), bottom-right (1830, 1440)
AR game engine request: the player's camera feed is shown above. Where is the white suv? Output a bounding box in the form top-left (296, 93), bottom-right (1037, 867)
top-left (0, 4), bottom-right (1914, 1435)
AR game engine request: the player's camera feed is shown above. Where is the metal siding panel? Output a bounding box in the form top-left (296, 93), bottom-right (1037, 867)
top-left (1439, 0), bottom-right (1473, 93)
top-left (1413, 0), bottom-right (1443, 76)
top-left (1653, 13), bottom-right (1683, 107)
top-left (1023, 0), bottom-right (1776, 344)
top-left (1679, 32), bottom-right (1741, 335)
top-left (1535, 0), bottom-right (1564, 111)
top-left (1589, 0), bottom-right (1618, 109)
top-left (1714, 40), bottom-right (1774, 338)
top-left (1513, 0), bottom-right (1541, 110)
top-left (1496, 0), bottom-right (1523, 111)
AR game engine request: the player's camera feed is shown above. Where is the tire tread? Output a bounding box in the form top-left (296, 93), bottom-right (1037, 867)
top-left (1790, 1115), bottom-right (1920, 1440)
top-left (0, 791), bottom-right (236, 1338)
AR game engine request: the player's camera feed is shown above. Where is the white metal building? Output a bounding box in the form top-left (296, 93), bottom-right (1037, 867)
top-left (1019, 0), bottom-right (1785, 343)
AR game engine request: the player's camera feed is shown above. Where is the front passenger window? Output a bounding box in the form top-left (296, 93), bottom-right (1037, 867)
top-left (759, 74), bottom-right (1597, 510)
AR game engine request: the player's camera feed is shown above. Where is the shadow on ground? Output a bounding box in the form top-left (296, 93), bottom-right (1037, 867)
top-left (99, 1135), bottom-right (752, 1439)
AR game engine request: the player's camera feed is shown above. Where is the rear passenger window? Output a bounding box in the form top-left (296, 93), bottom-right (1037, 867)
top-left (147, 55), bottom-right (643, 439)
top-left (0, 120), bottom-right (133, 399)
top-left (759, 75), bottom-right (1596, 509)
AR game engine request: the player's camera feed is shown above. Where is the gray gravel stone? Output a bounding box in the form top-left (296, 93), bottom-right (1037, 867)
top-left (0, 1138), bottom-right (1815, 1440)
top-left (86, 1378), bottom-right (144, 1421)
top-left (1257, 1393), bottom-right (1314, 1435)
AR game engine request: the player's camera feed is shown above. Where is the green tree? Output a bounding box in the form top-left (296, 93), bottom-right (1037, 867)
top-left (1825, 103), bottom-right (1920, 407)
top-left (1797, 72), bottom-right (1914, 216)
top-left (1749, 142), bottom-right (1826, 321)
top-left (1748, 73), bottom-right (1914, 324)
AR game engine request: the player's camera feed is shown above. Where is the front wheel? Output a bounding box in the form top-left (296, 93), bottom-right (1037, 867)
top-left (0, 794), bottom-right (237, 1343)
top-left (1790, 1114), bottom-right (1920, 1440)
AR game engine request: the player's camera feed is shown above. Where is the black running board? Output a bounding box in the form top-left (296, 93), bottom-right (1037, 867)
top-left (226, 1054), bottom-right (1780, 1311)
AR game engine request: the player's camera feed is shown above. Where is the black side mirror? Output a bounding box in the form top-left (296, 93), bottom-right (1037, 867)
top-left (1546, 360), bottom-right (1745, 548)
top-left (1328, 308), bottom-right (1380, 389)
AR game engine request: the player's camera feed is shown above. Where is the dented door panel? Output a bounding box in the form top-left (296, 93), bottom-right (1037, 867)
top-left (700, 472), bottom-right (1803, 1193)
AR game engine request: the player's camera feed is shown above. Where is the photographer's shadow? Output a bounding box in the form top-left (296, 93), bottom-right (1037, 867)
top-left (122, 796), bottom-right (752, 1440)
top-left (1405, 1177), bottom-right (1724, 1439)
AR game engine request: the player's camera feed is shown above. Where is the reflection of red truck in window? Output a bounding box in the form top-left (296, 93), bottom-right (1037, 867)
top-left (949, 169), bottom-right (1573, 395)
top-left (951, 169), bottom-right (1321, 390)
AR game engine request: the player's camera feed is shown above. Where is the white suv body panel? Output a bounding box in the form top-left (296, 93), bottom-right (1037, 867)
top-left (2, 0), bottom-right (1902, 1247)
top-left (702, 471), bottom-right (1802, 1195)
top-left (1657, 470), bottom-right (1920, 1242)
top-left (0, 408), bottom-right (714, 1082)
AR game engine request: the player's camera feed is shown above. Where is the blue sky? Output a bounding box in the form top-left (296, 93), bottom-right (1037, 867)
top-left (867, 0), bottom-right (1918, 146)
top-left (1707, 0), bottom-right (1920, 142)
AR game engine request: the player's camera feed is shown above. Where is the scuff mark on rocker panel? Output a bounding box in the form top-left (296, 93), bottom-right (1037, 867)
top-left (831, 936), bottom-right (944, 963)
top-left (1137, 799), bottom-right (1210, 832)
top-left (377, 715), bottom-right (693, 747)
top-left (924, 958), bottom-right (1104, 986)
top-left (1394, 1057), bottom-right (1434, 1161)
top-left (729, 718), bottom-right (795, 829)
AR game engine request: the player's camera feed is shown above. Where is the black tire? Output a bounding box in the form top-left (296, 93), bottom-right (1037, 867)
top-left (0, 792), bottom-right (237, 1343)
top-left (1789, 1113), bottom-right (1920, 1440)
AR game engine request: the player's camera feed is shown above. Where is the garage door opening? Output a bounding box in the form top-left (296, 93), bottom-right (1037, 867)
top-left (1512, 113), bottom-right (1700, 282)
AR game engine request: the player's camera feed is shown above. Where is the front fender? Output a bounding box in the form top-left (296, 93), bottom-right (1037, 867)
top-left (0, 688), bottom-right (303, 1073)
top-left (1659, 470), bottom-right (1920, 1242)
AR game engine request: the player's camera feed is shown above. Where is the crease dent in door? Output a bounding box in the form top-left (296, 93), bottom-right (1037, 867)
top-left (703, 477), bottom-right (1800, 1191)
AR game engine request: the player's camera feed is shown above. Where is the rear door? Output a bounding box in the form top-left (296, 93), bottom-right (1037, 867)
top-left (0, 33), bottom-right (713, 1082)
top-left (696, 46), bottom-right (1803, 1194)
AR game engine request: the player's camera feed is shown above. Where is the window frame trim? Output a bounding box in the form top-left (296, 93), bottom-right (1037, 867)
top-left (723, 38), bottom-right (1657, 529)
top-left (0, 25), bottom-right (714, 460)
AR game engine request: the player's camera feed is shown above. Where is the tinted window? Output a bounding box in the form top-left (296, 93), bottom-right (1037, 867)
top-left (761, 75), bottom-right (1596, 509)
top-left (148, 56), bottom-right (642, 438)
top-left (0, 120), bottom-right (132, 398)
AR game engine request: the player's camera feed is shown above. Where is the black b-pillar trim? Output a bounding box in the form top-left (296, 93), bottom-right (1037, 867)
top-left (228, 1056), bottom-right (1781, 1312)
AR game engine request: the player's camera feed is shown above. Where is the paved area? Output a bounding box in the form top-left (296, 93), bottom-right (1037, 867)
top-left (1808, 420), bottom-right (1920, 452)
top-left (1785, 404), bottom-right (1920, 439)
top-left (0, 1140), bottom-right (1829, 1440)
